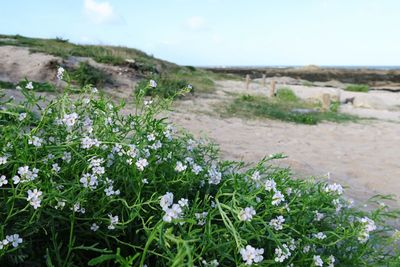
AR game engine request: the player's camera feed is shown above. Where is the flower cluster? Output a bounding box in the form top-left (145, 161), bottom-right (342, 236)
top-left (240, 245), bottom-right (264, 265)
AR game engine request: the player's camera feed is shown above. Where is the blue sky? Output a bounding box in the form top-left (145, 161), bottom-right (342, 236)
top-left (1, 0), bottom-right (399, 66)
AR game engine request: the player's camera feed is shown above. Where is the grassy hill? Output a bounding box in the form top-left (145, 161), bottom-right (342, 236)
top-left (0, 34), bottom-right (237, 94)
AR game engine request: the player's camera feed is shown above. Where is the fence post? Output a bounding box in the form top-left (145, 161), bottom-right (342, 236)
top-left (262, 74), bottom-right (266, 87)
top-left (269, 80), bottom-right (276, 97)
top-left (322, 93), bottom-right (331, 111)
top-left (245, 74), bottom-right (250, 90)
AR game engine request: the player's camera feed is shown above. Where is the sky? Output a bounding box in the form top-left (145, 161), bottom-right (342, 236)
top-left (0, 0), bottom-right (399, 66)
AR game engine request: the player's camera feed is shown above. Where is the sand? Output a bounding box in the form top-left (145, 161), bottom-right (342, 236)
top-left (168, 80), bottom-right (400, 206)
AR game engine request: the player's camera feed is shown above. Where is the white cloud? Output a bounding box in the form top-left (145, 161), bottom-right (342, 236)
top-left (83, 0), bottom-right (122, 24)
top-left (185, 16), bottom-right (207, 30)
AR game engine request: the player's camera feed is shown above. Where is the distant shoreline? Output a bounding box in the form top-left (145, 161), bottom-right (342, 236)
top-left (199, 65), bottom-right (400, 71)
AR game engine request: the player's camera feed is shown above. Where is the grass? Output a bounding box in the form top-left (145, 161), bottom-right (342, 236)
top-left (345, 84), bottom-right (370, 92)
top-left (0, 74), bottom-right (399, 266)
top-left (221, 88), bottom-right (359, 125)
top-left (0, 80), bottom-right (15, 89)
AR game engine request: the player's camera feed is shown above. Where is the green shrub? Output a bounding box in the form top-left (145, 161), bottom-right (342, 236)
top-left (345, 84), bottom-right (370, 92)
top-left (70, 62), bottom-right (109, 88)
top-left (0, 81), bottom-right (15, 89)
top-left (0, 74), bottom-right (398, 266)
top-left (135, 77), bottom-right (193, 99)
top-left (222, 94), bottom-right (358, 125)
top-left (276, 87), bottom-right (298, 102)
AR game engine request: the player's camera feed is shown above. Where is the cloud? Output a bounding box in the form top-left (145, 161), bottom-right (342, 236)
top-left (185, 16), bottom-right (208, 30)
top-left (83, 0), bottom-right (122, 24)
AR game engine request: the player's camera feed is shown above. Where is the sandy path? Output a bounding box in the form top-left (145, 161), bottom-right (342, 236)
top-left (168, 80), bottom-right (400, 205)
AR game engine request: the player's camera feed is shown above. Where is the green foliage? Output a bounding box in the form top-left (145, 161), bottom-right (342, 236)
top-left (221, 94), bottom-right (359, 125)
top-left (17, 79), bottom-right (55, 92)
top-left (0, 80), bottom-right (15, 89)
top-left (345, 84), bottom-right (370, 92)
top-left (276, 87), bottom-right (298, 102)
top-left (70, 62), bottom-right (109, 88)
top-left (0, 74), bottom-right (399, 266)
top-left (136, 77), bottom-right (193, 99)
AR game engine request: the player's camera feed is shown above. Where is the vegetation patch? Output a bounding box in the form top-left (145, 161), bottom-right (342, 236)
top-left (0, 80), bottom-right (15, 89)
top-left (70, 62), bottom-right (110, 88)
top-left (345, 84), bottom-right (370, 92)
top-left (0, 71), bottom-right (398, 266)
top-left (221, 90), bottom-right (359, 125)
top-left (17, 79), bottom-right (55, 92)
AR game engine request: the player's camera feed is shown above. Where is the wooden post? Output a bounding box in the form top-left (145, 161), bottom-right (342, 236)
top-left (322, 93), bottom-right (331, 111)
top-left (261, 74), bottom-right (266, 88)
top-left (269, 80), bottom-right (276, 97)
top-left (245, 74), bottom-right (250, 90)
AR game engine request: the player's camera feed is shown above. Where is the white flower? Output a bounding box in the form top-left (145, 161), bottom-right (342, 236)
top-left (25, 81), bottom-right (34, 90)
top-left (0, 155), bottom-right (7, 165)
top-left (12, 175), bottom-right (20, 184)
top-left (108, 214), bottom-right (119, 230)
top-left (81, 136), bottom-right (100, 149)
top-left (358, 216), bottom-right (376, 243)
top-left (314, 211), bottom-right (325, 221)
top-left (314, 232), bottom-right (327, 240)
top-left (104, 185), bottom-right (120, 197)
top-left (52, 163), bottom-right (61, 173)
top-left (80, 173), bottom-right (98, 189)
top-left (163, 204), bottom-right (183, 223)
top-left (92, 87), bottom-right (98, 93)
top-left (269, 215), bottom-right (285, 231)
top-left (240, 245), bottom-right (264, 265)
top-left (264, 179), bottom-right (276, 191)
top-left (142, 178), bottom-right (149, 184)
top-left (274, 244), bottom-right (291, 263)
top-left (62, 113), bottom-right (79, 128)
top-left (147, 133), bottom-right (156, 141)
top-left (195, 212), bottom-right (208, 226)
top-left (90, 223), bottom-right (99, 232)
top-left (160, 192), bottom-right (174, 211)
top-left (0, 175), bottom-right (8, 187)
top-left (27, 189), bottom-right (42, 209)
top-left (57, 67), bottom-right (65, 80)
top-left (144, 100), bottom-right (153, 106)
top-left (201, 259), bottom-right (219, 267)
top-left (55, 201), bottom-right (65, 210)
top-left (251, 171), bottom-right (261, 182)
top-left (239, 207), bottom-right (256, 222)
top-left (0, 239), bottom-right (9, 249)
top-left (149, 79), bottom-right (157, 88)
top-left (62, 152), bottom-right (72, 163)
top-left (178, 198), bottom-right (189, 208)
top-left (6, 234), bottom-right (22, 248)
top-left (28, 136), bottom-right (43, 147)
top-left (18, 112), bottom-right (27, 121)
top-left (327, 255), bottom-right (335, 267)
top-left (17, 166), bottom-right (39, 182)
top-left (192, 164), bottom-right (203, 175)
top-left (208, 166), bottom-right (222, 185)
top-left (325, 183), bottom-right (344, 195)
top-left (313, 255), bottom-right (324, 266)
top-left (175, 161), bottom-right (187, 172)
top-left (135, 158), bottom-right (148, 171)
top-left (272, 190), bottom-right (285, 206)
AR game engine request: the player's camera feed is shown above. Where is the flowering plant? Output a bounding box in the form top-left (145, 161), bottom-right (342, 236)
top-left (0, 69), bottom-right (399, 266)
